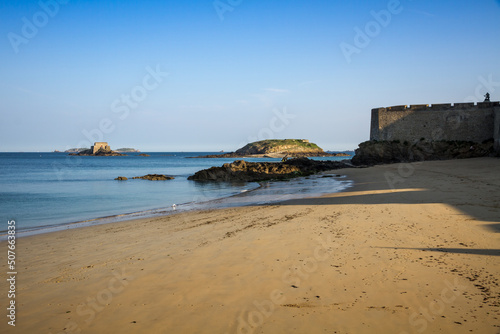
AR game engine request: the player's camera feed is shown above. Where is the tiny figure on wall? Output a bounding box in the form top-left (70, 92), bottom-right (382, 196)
top-left (484, 92), bottom-right (491, 102)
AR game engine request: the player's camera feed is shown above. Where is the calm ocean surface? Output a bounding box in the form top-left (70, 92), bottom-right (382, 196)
top-left (0, 152), bottom-right (353, 236)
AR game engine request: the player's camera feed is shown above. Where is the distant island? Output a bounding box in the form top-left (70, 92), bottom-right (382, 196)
top-left (69, 142), bottom-right (126, 156)
top-left (115, 148), bottom-right (140, 153)
top-left (65, 147), bottom-right (139, 153)
top-left (65, 148), bottom-right (88, 153)
top-left (190, 139), bottom-right (351, 158)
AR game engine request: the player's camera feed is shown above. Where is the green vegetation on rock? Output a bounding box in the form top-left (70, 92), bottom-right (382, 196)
top-left (115, 148), bottom-right (140, 152)
top-left (190, 139), bottom-right (347, 158)
top-left (235, 139), bottom-right (324, 155)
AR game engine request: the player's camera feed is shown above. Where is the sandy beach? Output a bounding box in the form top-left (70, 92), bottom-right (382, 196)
top-left (1, 158), bottom-right (499, 334)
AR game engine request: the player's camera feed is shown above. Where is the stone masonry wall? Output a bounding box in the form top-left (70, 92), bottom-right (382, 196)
top-left (370, 102), bottom-right (500, 144)
top-left (91, 142), bottom-right (111, 154)
top-left (495, 108), bottom-right (500, 152)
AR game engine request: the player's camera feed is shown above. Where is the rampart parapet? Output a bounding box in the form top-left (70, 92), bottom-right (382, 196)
top-left (430, 103), bottom-right (453, 110)
top-left (373, 102), bottom-right (499, 113)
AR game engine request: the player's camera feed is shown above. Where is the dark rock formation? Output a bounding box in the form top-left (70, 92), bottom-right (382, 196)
top-left (69, 148), bottom-right (126, 156)
top-left (326, 152), bottom-right (351, 157)
top-left (352, 139), bottom-right (496, 166)
top-left (188, 158), bottom-right (351, 182)
top-left (132, 174), bottom-right (174, 181)
top-left (115, 176), bottom-right (128, 181)
top-left (190, 152), bottom-right (347, 159)
top-left (138, 154), bottom-right (150, 157)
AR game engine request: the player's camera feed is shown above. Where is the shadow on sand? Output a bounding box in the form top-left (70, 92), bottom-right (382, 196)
top-left (264, 159), bottom-right (500, 227)
top-left (376, 246), bottom-right (500, 257)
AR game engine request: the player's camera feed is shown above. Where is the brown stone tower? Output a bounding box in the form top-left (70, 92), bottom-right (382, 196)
top-left (91, 142), bottom-right (111, 154)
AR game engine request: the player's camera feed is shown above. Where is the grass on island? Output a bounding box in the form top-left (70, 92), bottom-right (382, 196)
top-left (241, 139), bottom-right (323, 152)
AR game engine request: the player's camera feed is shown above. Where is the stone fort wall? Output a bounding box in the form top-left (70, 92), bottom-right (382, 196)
top-left (370, 102), bottom-right (500, 150)
top-left (91, 142), bottom-right (111, 154)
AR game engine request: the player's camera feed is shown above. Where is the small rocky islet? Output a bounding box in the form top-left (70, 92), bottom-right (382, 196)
top-left (67, 143), bottom-right (142, 156)
top-left (115, 174), bottom-right (175, 181)
top-left (187, 140), bottom-right (353, 182)
top-left (190, 139), bottom-right (351, 158)
top-left (112, 139), bottom-right (354, 182)
top-left (68, 142), bottom-right (126, 156)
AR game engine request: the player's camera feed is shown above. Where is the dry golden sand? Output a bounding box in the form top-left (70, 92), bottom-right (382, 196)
top-left (1, 158), bottom-right (499, 334)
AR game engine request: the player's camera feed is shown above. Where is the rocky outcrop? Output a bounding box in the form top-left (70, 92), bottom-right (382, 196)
top-left (138, 154), bottom-right (150, 157)
top-left (115, 148), bottom-right (140, 152)
top-left (326, 152), bottom-right (351, 157)
top-left (235, 139), bottom-right (323, 155)
top-left (132, 174), bottom-right (174, 181)
top-left (352, 139), bottom-right (496, 166)
top-left (69, 148), bottom-right (126, 156)
top-left (190, 140), bottom-right (350, 159)
top-left (115, 176), bottom-right (128, 181)
top-left (191, 152), bottom-right (347, 159)
top-left (188, 158), bottom-right (351, 182)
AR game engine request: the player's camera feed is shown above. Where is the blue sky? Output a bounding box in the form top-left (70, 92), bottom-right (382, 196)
top-left (1, 0), bottom-right (499, 152)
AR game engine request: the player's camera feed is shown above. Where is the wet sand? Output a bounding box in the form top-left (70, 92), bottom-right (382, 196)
top-left (1, 158), bottom-right (499, 333)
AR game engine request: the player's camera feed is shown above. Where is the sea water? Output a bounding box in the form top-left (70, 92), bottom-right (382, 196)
top-left (0, 152), bottom-right (353, 236)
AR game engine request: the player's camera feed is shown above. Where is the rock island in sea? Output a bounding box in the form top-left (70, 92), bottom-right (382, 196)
top-left (187, 139), bottom-right (352, 182)
top-left (190, 139), bottom-right (351, 159)
top-left (188, 158), bottom-right (351, 182)
top-left (68, 142), bottom-right (126, 156)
